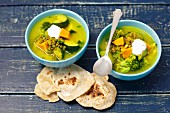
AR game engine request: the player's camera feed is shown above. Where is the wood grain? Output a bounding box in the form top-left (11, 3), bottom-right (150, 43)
top-left (0, 47), bottom-right (169, 93)
top-left (0, 0), bottom-right (169, 5)
top-left (0, 5), bottom-right (169, 47)
top-left (0, 94), bottom-right (169, 113)
top-left (0, 1), bottom-right (169, 112)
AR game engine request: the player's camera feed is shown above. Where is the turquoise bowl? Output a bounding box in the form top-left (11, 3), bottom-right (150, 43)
top-left (25, 9), bottom-right (89, 67)
top-left (96, 20), bottom-right (162, 81)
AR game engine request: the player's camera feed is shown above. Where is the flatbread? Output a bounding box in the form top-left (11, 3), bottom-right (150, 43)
top-left (54, 64), bottom-right (95, 102)
top-left (76, 74), bottom-right (117, 110)
top-left (34, 64), bottom-right (117, 110)
top-left (37, 67), bottom-right (60, 95)
top-left (91, 73), bottom-right (109, 81)
top-left (34, 84), bottom-right (59, 102)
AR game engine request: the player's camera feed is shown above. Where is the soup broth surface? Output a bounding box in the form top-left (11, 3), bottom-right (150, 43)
top-left (99, 26), bottom-right (158, 74)
top-left (29, 15), bottom-right (86, 61)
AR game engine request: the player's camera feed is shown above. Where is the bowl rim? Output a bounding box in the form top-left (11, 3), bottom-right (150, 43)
top-left (96, 19), bottom-right (162, 77)
top-left (25, 9), bottom-right (89, 63)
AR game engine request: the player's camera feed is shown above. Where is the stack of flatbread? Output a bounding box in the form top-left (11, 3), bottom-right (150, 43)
top-left (34, 64), bottom-right (117, 110)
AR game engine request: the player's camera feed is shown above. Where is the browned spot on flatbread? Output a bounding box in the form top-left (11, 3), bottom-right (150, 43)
top-left (86, 84), bottom-right (104, 98)
top-left (58, 79), bottom-right (64, 85)
top-left (64, 77), bottom-right (77, 85)
top-left (47, 70), bottom-right (53, 75)
top-left (58, 77), bottom-right (77, 86)
top-left (68, 77), bottom-right (77, 85)
top-left (86, 85), bottom-right (94, 95)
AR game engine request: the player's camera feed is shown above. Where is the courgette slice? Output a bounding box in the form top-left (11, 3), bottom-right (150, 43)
top-left (64, 40), bottom-right (79, 53)
top-left (52, 14), bottom-right (69, 28)
top-left (65, 22), bottom-right (76, 34)
top-left (64, 40), bottom-right (79, 46)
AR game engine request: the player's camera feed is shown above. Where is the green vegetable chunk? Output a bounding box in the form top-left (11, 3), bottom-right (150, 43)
top-left (41, 22), bottom-right (51, 32)
top-left (52, 14), bottom-right (69, 28)
top-left (53, 47), bottom-right (63, 60)
top-left (140, 58), bottom-right (148, 67)
top-left (138, 49), bottom-right (148, 61)
top-left (112, 29), bottom-right (125, 40)
top-left (64, 40), bottom-right (80, 53)
top-left (114, 54), bottom-right (141, 73)
top-left (70, 30), bottom-right (76, 34)
top-left (65, 23), bottom-right (77, 34)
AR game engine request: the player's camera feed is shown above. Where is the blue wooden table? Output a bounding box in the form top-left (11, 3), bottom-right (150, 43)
top-left (0, 0), bottom-right (170, 112)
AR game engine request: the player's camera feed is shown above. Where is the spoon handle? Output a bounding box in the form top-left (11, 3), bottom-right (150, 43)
top-left (105, 9), bottom-right (122, 56)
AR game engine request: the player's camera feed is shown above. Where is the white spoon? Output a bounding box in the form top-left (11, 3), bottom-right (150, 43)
top-left (93, 9), bottom-right (122, 76)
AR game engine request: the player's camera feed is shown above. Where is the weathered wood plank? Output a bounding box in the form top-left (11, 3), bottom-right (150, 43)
top-left (0, 47), bottom-right (170, 93)
top-left (0, 5), bottom-right (169, 47)
top-left (0, 94), bottom-right (169, 113)
top-left (0, 0), bottom-right (169, 5)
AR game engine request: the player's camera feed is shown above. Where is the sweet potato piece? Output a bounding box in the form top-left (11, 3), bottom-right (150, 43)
top-left (60, 28), bottom-right (70, 39)
top-left (121, 47), bottom-right (132, 59)
top-left (36, 41), bottom-right (49, 51)
top-left (113, 37), bottom-right (124, 46)
top-left (145, 42), bottom-right (151, 51)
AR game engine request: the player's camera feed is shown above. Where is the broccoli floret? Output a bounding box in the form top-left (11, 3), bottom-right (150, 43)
top-left (112, 50), bottom-right (124, 62)
top-left (114, 54), bottom-right (141, 73)
top-left (112, 29), bottom-right (125, 40)
top-left (115, 60), bottom-right (130, 73)
top-left (130, 57), bottom-right (140, 71)
top-left (140, 58), bottom-right (148, 67)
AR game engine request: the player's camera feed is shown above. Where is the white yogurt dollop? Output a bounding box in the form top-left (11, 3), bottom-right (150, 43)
top-left (132, 39), bottom-right (146, 55)
top-left (47, 25), bottom-right (61, 39)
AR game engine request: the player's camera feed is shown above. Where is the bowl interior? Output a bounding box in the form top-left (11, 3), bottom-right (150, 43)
top-left (96, 20), bottom-right (162, 80)
top-left (25, 9), bottom-right (89, 63)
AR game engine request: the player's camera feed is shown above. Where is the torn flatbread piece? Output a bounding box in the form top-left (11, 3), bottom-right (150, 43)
top-left (76, 74), bottom-right (117, 110)
top-left (37, 67), bottom-right (60, 95)
top-left (34, 84), bottom-right (59, 102)
top-left (54, 64), bottom-right (95, 102)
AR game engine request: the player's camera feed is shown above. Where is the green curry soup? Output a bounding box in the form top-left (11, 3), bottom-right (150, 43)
top-left (29, 14), bottom-right (86, 61)
top-left (99, 26), bottom-right (158, 74)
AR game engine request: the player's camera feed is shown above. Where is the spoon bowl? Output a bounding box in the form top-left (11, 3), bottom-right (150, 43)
top-left (93, 55), bottom-right (112, 76)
